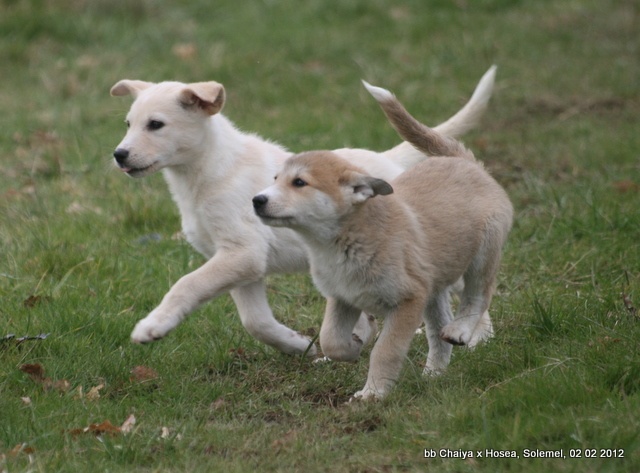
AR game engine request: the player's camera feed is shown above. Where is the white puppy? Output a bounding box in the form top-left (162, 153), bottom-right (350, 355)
top-left (253, 82), bottom-right (512, 399)
top-left (110, 66), bottom-right (497, 356)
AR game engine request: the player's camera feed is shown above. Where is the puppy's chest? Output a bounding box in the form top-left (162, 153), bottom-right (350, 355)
top-left (309, 246), bottom-right (399, 316)
top-left (177, 195), bottom-right (233, 259)
top-left (181, 211), bottom-right (216, 258)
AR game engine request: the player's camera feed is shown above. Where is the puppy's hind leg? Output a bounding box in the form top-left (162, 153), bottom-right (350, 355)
top-left (352, 312), bottom-right (378, 347)
top-left (231, 281), bottom-right (317, 356)
top-left (441, 226), bottom-right (505, 346)
top-left (440, 272), bottom-right (493, 347)
top-left (423, 291), bottom-right (454, 375)
top-left (450, 278), bottom-right (493, 349)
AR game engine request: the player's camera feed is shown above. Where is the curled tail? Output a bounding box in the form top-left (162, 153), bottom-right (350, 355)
top-left (363, 80), bottom-right (475, 161)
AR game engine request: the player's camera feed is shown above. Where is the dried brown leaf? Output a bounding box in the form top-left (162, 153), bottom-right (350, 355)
top-left (20, 363), bottom-right (70, 393)
top-left (50, 379), bottom-right (71, 393)
top-left (86, 384), bottom-right (104, 401)
top-left (622, 293), bottom-right (638, 317)
top-left (210, 398), bottom-right (227, 412)
top-left (613, 180), bottom-right (639, 194)
top-left (270, 430), bottom-right (298, 449)
top-left (69, 420), bottom-right (122, 437)
top-left (130, 365), bottom-right (159, 383)
top-left (7, 443), bottom-right (35, 457)
top-left (23, 295), bottom-right (43, 308)
top-left (20, 363), bottom-right (46, 382)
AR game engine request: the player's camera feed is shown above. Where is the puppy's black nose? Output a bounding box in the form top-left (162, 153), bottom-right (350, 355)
top-left (113, 148), bottom-right (130, 164)
top-left (252, 194), bottom-right (268, 210)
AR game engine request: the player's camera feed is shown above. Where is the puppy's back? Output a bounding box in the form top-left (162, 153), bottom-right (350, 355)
top-left (394, 157), bottom-right (512, 281)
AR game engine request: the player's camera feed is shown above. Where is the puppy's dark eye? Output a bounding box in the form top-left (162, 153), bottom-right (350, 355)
top-left (147, 120), bottom-right (165, 131)
top-left (292, 178), bottom-right (307, 188)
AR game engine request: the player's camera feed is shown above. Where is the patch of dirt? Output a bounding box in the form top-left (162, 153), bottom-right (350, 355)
top-left (300, 388), bottom-right (350, 408)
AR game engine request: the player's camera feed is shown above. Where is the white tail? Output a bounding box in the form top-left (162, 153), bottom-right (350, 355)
top-left (361, 80), bottom-right (394, 103)
top-left (433, 65), bottom-right (496, 137)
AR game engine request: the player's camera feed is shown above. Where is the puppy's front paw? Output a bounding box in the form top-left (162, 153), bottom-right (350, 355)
top-left (440, 322), bottom-right (473, 346)
top-left (423, 365), bottom-right (446, 377)
top-left (351, 385), bottom-right (386, 402)
top-left (130, 315), bottom-right (175, 344)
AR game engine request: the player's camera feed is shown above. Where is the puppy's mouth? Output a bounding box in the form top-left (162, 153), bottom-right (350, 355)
top-left (257, 214), bottom-right (294, 227)
top-left (117, 161), bottom-right (159, 177)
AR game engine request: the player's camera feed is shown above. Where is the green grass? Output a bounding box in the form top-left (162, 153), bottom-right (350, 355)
top-left (1, 0), bottom-right (639, 471)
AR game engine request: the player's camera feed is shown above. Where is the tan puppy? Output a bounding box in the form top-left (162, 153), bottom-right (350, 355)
top-left (253, 82), bottom-right (512, 399)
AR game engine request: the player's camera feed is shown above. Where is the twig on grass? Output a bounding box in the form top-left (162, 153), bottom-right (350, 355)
top-left (479, 357), bottom-right (575, 398)
top-left (0, 333), bottom-right (49, 349)
top-left (622, 293), bottom-right (638, 319)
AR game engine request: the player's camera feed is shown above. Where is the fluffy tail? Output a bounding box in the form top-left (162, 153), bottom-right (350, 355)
top-left (432, 65), bottom-right (496, 137)
top-left (363, 81), bottom-right (474, 160)
top-left (378, 65), bottom-right (495, 167)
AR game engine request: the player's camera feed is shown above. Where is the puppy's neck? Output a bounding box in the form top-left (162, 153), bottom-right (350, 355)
top-left (303, 197), bottom-right (397, 257)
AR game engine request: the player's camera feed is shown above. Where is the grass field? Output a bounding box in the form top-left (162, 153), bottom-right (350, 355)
top-left (1, 0), bottom-right (639, 471)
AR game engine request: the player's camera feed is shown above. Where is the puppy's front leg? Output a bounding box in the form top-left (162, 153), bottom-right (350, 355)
top-left (354, 300), bottom-right (423, 400)
top-left (131, 247), bottom-right (265, 343)
top-left (423, 291), bottom-right (453, 375)
top-left (231, 281), bottom-right (317, 356)
top-left (319, 298), bottom-right (365, 362)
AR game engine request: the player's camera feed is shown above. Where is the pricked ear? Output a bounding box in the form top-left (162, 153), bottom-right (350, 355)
top-left (349, 172), bottom-right (393, 204)
top-left (179, 82), bottom-right (225, 116)
top-left (110, 80), bottom-right (154, 98)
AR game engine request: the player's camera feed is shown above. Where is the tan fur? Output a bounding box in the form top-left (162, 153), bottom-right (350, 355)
top-left (254, 86), bottom-right (512, 399)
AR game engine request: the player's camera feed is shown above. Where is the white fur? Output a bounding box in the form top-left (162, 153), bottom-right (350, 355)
top-left (109, 67), bottom-right (496, 356)
top-left (361, 81), bottom-right (394, 103)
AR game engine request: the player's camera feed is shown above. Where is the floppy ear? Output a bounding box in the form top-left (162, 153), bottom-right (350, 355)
top-left (110, 80), bottom-right (154, 98)
top-left (348, 172), bottom-right (393, 204)
top-left (179, 82), bottom-right (225, 116)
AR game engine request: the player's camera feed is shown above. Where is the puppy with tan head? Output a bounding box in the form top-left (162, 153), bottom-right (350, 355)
top-left (253, 82), bottom-right (512, 399)
top-left (109, 67), bottom-right (498, 357)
